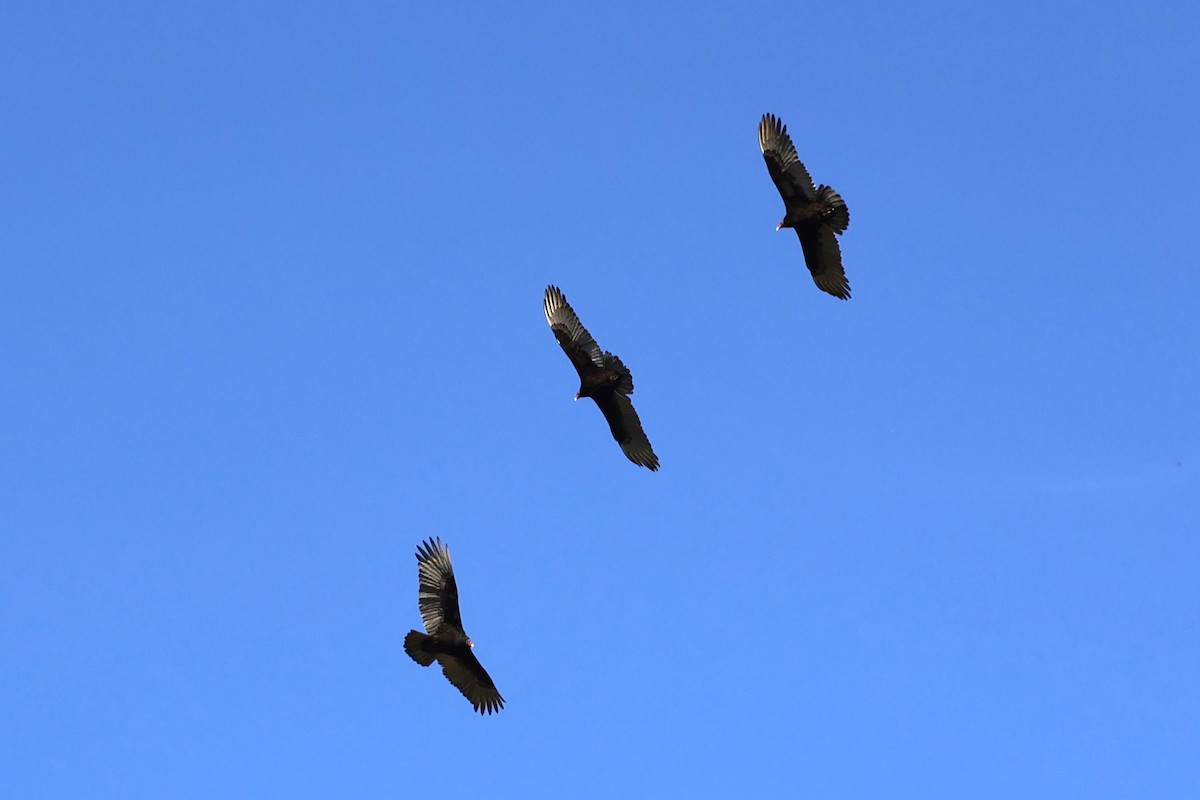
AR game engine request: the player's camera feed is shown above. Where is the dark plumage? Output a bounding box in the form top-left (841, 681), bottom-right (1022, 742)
top-left (758, 113), bottom-right (851, 300)
top-left (403, 537), bottom-right (504, 715)
top-left (543, 285), bottom-right (659, 471)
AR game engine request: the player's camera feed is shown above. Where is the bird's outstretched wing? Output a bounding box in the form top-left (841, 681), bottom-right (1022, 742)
top-left (415, 537), bottom-right (462, 633)
top-left (595, 392), bottom-right (659, 471)
top-left (437, 650), bottom-right (505, 715)
top-left (797, 226), bottom-right (850, 300)
top-left (544, 285), bottom-right (604, 377)
top-left (759, 113), bottom-right (817, 204)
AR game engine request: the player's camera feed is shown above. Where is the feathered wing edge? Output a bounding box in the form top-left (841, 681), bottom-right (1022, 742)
top-left (797, 226), bottom-right (850, 300)
top-left (415, 537), bottom-right (461, 633)
top-left (596, 392), bottom-right (659, 471)
top-left (758, 113), bottom-right (817, 202)
top-left (438, 650), bottom-right (506, 715)
top-left (544, 285), bottom-right (604, 369)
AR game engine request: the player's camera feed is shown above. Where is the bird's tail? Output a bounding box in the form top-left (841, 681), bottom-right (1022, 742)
top-left (817, 185), bottom-right (849, 234)
top-left (404, 630), bottom-right (437, 666)
top-left (602, 353), bottom-right (635, 395)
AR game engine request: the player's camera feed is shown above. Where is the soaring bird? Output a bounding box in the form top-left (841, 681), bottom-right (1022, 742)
top-left (543, 285), bottom-right (659, 471)
top-left (403, 537), bottom-right (504, 715)
top-left (758, 112), bottom-right (851, 299)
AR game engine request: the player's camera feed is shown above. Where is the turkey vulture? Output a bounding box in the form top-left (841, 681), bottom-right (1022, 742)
top-left (403, 537), bottom-right (504, 715)
top-left (758, 113), bottom-right (851, 299)
top-left (543, 285), bottom-right (659, 471)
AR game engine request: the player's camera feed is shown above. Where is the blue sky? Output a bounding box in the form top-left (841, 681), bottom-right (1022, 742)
top-left (3, 2), bottom-right (1198, 797)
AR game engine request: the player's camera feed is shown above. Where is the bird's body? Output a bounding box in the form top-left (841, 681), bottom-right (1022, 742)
top-left (577, 365), bottom-right (626, 400)
top-left (758, 113), bottom-right (851, 300)
top-left (543, 285), bottom-right (659, 471)
top-left (403, 538), bottom-right (504, 715)
top-left (777, 196), bottom-right (838, 229)
top-left (403, 626), bottom-right (472, 664)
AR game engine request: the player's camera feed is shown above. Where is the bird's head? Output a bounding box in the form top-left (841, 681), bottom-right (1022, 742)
top-left (466, 637), bottom-right (475, 649)
top-left (776, 218), bottom-right (788, 231)
top-left (573, 391), bottom-right (581, 401)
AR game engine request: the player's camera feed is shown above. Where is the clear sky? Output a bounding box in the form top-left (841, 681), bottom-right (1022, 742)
top-left (3, 2), bottom-right (1198, 797)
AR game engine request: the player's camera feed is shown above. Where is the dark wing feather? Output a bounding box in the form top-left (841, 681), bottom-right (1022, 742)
top-left (415, 537), bottom-right (463, 634)
top-left (758, 113), bottom-right (817, 204)
top-left (544, 285), bottom-right (604, 377)
top-left (437, 651), bottom-right (506, 715)
top-left (594, 392), bottom-right (659, 471)
top-left (797, 226), bottom-right (850, 300)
